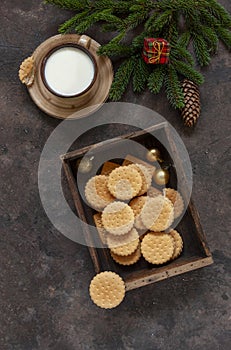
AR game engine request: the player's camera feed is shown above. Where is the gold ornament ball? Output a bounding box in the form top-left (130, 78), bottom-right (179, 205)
top-left (146, 148), bottom-right (161, 162)
top-left (153, 169), bottom-right (169, 186)
top-left (77, 157), bottom-right (93, 173)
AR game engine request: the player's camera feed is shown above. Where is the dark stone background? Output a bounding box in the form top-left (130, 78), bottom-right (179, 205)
top-left (0, 1), bottom-right (230, 349)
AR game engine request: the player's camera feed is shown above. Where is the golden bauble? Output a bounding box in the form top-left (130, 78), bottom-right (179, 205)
top-left (153, 168), bottom-right (169, 186)
top-left (77, 157), bottom-right (93, 173)
top-left (146, 148), bottom-right (161, 162)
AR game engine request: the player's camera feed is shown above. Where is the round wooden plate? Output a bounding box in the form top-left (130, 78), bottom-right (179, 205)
top-left (28, 34), bottom-right (113, 119)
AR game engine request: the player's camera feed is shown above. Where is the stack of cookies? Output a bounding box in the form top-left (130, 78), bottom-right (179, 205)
top-left (85, 161), bottom-right (184, 265)
top-left (85, 160), bottom-right (184, 308)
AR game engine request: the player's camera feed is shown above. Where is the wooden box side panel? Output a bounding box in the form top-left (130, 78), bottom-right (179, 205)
top-left (125, 256), bottom-right (213, 291)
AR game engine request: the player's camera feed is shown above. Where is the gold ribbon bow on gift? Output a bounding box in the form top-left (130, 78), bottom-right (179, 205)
top-left (148, 41), bottom-right (169, 64)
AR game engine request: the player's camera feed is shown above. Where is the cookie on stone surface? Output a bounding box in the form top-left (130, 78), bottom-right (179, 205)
top-left (102, 201), bottom-right (134, 235)
top-left (110, 245), bottom-right (141, 266)
top-left (89, 271), bottom-right (125, 309)
top-left (141, 195), bottom-right (174, 231)
top-left (85, 175), bottom-right (114, 211)
top-left (141, 232), bottom-right (175, 264)
top-left (163, 188), bottom-right (184, 219)
top-left (107, 165), bottom-right (142, 200)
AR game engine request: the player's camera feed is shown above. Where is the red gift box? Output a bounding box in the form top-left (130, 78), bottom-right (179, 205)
top-left (142, 38), bottom-right (170, 64)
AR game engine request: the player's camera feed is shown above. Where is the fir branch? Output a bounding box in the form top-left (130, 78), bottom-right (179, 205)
top-left (216, 26), bottom-right (231, 49)
top-left (199, 8), bottom-right (220, 27)
top-left (45, 0), bottom-right (231, 109)
top-left (192, 34), bottom-right (211, 66)
top-left (94, 1), bottom-right (133, 13)
top-left (101, 23), bottom-right (119, 32)
top-left (97, 42), bottom-right (133, 57)
top-left (165, 65), bottom-right (185, 109)
top-left (159, 0), bottom-right (200, 12)
top-left (177, 32), bottom-right (191, 48)
top-left (172, 59), bottom-right (204, 85)
top-left (97, 30), bottom-right (130, 56)
top-left (123, 10), bottom-right (149, 31)
top-left (144, 11), bottom-right (161, 35)
top-left (132, 32), bottom-right (147, 50)
top-left (207, 0), bottom-right (231, 27)
top-left (74, 9), bottom-right (123, 33)
top-left (59, 11), bottom-right (89, 34)
top-left (151, 10), bottom-right (173, 32)
top-left (172, 45), bottom-right (194, 66)
top-left (163, 12), bottom-right (179, 44)
top-left (44, 0), bottom-right (89, 11)
top-left (132, 57), bottom-right (150, 93)
top-left (202, 26), bottom-right (219, 53)
top-left (109, 57), bottom-right (135, 101)
top-left (147, 65), bottom-right (166, 94)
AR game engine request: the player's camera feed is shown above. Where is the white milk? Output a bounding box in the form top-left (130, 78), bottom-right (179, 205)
top-left (44, 47), bottom-right (95, 96)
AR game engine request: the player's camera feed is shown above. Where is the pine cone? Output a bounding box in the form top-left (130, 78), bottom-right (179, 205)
top-left (181, 79), bottom-right (201, 127)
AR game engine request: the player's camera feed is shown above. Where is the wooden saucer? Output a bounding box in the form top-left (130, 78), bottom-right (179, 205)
top-left (28, 34), bottom-right (113, 119)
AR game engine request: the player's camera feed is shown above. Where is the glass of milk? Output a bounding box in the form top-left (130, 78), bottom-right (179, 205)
top-left (41, 43), bottom-right (97, 98)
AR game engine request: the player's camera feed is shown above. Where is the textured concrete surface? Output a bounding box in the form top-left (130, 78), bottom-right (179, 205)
top-left (0, 1), bottom-right (230, 349)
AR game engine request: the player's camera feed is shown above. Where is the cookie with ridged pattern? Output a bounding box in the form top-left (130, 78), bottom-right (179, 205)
top-left (128, 164), bottom-right (152, 195)
top-left (169, 229), bottom-right (183, 259)
top-left (85, 175), bottom-right (114, 211)
top-left (110, 244), bottom-right (141, 266)
top-left (89, 271), bottom-right (125, 309)
top-left (102, 202), bottom-right (134, 235)
top-left (110, 228), bottom-right (139, 256)
top-left (107, 165), bottom-right (142, 200)
top-left (129, 196), bottom-right (147, 230)
top-left (141, 232), bottom-right (174, 265)
top-left (141, 195), bottom-right (174, 231)
top-left (164, 188), bottom-right (184, 219)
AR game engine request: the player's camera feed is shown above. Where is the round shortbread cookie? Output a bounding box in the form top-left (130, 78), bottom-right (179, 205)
top-left (107, 227), bottom-right (139, 248)
top-left (141, 195), bottom-right (174, 231)
top-left (110, 245), bottom-right (141, 266)
top-left (107, 166), bottom-right (142, 200)
top-left (163, 188), bottom-right (184, 219)
top-left (128, 164), bottom-right (152, 195)
top-left (129, 196), bottom-right (147, 230)
top-left (110, 229), bottom-right (139, 256)
top-left (102, 202), bottom-right (134, 235)
top-left (169, 229), bottom-right (183, 259)
top-left (89, 271), bottom-right (125, 309)
top-left (85, 175), bottom-right (114, 210)
top-left (147, 186), bottom-right (162, 198)
top-left (141, 232), bottom-right (175, 264)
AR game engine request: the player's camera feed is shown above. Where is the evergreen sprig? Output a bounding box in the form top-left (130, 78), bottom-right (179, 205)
top-left (45, 0), bottom-right (231, 109)
top-left (133, 57), bottom-right (151, 93)
top-left (148, 65), bottom-right (166, 94)
top-left (109, 57), bottom-right (135, 101)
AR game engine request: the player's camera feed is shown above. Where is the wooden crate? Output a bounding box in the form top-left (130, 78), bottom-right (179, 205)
top-left (61, 123), bottom-right (213, 291)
